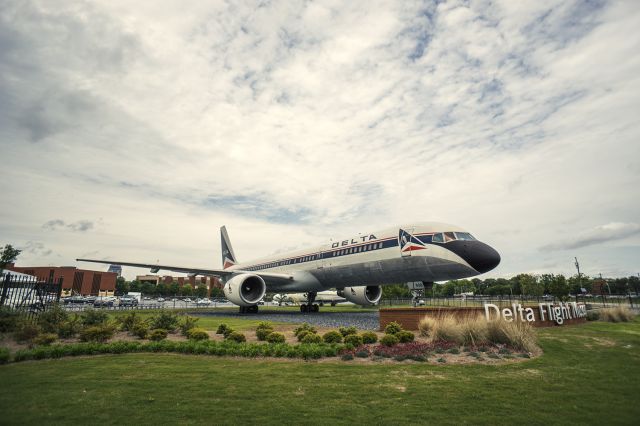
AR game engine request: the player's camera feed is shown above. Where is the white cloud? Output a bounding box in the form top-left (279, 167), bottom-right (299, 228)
top-left (541, 222), bottom-right (640, 251)
top-left (1, 0), bottom-right (639, 279)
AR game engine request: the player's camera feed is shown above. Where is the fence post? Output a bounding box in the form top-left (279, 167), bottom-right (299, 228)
top-left (0, 273), bottom-right (10, 306)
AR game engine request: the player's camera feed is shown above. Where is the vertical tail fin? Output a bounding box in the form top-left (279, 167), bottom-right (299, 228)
top-left (220, 226), bottom-right (237, 269)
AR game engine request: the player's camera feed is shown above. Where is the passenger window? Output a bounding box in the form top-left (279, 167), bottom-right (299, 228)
top-left (432, 233), bottom-right (444, 243)
top-left (444, 232), bottom-right (455, 242)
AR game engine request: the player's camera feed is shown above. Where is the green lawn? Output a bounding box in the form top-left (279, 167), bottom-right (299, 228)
top-left (1, 318), bottom-right (639, 425)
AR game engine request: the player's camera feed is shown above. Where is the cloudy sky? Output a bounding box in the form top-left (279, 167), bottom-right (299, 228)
top-left (1, 0), bottom-right (639, 280)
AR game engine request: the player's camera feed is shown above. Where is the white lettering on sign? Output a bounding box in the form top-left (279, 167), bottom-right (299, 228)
top-left (484, 302), bottom-right (587, 325)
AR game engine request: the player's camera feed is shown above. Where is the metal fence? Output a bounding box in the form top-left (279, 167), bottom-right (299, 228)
top-left (0, 273), bottom-right (62, 318)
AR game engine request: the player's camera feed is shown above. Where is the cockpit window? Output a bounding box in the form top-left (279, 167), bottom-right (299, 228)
top-left (432, 233), bottom-right (444, 243)
top-left (454, 232), bottom-right (476, 241)
top-left (444, 232), bottom-right (456, 242)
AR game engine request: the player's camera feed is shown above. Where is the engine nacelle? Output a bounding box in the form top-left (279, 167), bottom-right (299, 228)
top-left (223, 274), bottom-right (266, 307)
top-left (339, 286), bottom-right (382, 306)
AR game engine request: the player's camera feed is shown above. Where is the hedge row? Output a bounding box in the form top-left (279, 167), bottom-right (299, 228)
top-left (9, 340), bottom-right (347, 363)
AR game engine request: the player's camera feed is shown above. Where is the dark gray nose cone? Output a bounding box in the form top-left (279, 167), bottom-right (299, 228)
top-left (445, 241), bottom-right (501, 274)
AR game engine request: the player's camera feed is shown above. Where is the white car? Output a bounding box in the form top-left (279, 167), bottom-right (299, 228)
top-left (195, 298), bottom-right (211, 306)
top-left (157, 298), bottom-right (165, 302)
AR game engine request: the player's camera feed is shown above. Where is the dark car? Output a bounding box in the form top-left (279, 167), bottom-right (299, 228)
top-left (63, 295), bottom-right (85, 304)
top-left (120, 296), bottom-right (138, 306)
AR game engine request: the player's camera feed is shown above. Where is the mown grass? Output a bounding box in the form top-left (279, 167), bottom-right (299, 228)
top-left (0, 318), bottom-right (639, 425)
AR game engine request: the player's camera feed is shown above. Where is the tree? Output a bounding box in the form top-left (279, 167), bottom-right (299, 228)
top-left (180, 284), bottom-right (193, 296)
top-left (0, 244), bottom-right (21, 270)
top-left (195, 285), bottom-right (208, 298)
top-left (381, 284), bottom-right (411, 299)
top-left (516, 274), bottom-right (542, 296)
top-left (548, 274), bottom-right (569, 300)
top-left (169, 282), bottom-right (179, 296)
top-left (115, 277), bottom-right (129, 296)
top-left (210, 287), bottom-right (224, 298)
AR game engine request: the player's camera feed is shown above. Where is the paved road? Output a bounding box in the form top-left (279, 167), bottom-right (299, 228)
top-left (195, 310), bottom-right (380, 330)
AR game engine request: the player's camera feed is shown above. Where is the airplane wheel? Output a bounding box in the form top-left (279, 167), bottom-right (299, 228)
top-left (331, 302), bottom-right (336, 307)
top-left (239, 306), bottom-right (246, 314)
top-left (300, 304), bottom-right (308, 313)
top-left (312, 304), bottom-right (319, 313)
top-left (250, 305), bottom-right (259, 313)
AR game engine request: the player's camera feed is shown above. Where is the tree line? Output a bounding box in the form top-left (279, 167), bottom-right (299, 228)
top-left (115, 277), bottom-right (224, 298)
top-left (382, 274), bottom-right (640, 299)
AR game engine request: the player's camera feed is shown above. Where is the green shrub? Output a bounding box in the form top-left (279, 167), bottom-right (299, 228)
top-left (437, 357), bottom-right (446, 363)
top-left (355, 350), bottom-right (369, 358)
top-left (222, 327), bottom-right (235, 338)
top-left (256, 328), bottom-right (273, 341)
top-left (117, 311), bottom-right (140, 331)
top-left (131, 322), bottom-right (149, 339)
top-left (150, 311), bottom-right (179, 332)
top-left (179, 315), bottom-right (199, 336)
top-left (395, 330), bottom-right (415, 343)
top-left (361, 332), bottom-right (378, 344)
top-left (447, 347), bottom-right (460, 354)
top-left (0, 347), bottom-right (10, 364)
top-left (187, 328), bottom-right (210, 341)
top-left (266, 332), bottom-right (285, 343)
top-left (338, 326), bottom-right (357, 337)
top-left (226, 332), bottom-right (246, 343)
top-left (33, 333), bottom-right (58, 346)
top-left (256, 321), bottom-right (274, 330)
top-left (0, 307), bottom-right (21, 332)
top-left (322, 331), bottom-right (343, 344)
top-left (79, 324), bottom-right (115, 343)
top-left (149, 329), bottom-right (168, 341)
top-left (38, 304), bottom-right (68, 333)
top-left (341, 353), bottom-right (354, 361)
top-left (81, 309), bottom-right (109, 326)
top-left (380, 334), bottom-right (399, 347)
top-left (58, 315), bottom-right (82, 338)
top-left (384, 321), bottom-right (403, 335)
top-left (13, 322), bottom-right (41, 343)
top-left (293, 323), bottom-right (316, 337)
top-left (344, 334), bottom-right (363, 347)
top-left (216, 323), bottom-right (230, 334)
top-left (301, 333), bottom-right (323, 344)
top-left (297, 330), bottom-right (314, 342)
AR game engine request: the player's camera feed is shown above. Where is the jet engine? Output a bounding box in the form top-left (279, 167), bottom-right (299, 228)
top-left (339, 286), bottom-right (382, 306)
top-left (223, 274), bottom-right (266, 307)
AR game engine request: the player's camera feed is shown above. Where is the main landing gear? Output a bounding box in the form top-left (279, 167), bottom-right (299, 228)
top-left (300, 291), bottom-right (319, 313)
top-left (239, 305), bottom-right (259, 314)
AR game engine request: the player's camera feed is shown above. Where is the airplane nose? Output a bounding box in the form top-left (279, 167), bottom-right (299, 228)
top-left (445, 241), bottom-right (501, 274)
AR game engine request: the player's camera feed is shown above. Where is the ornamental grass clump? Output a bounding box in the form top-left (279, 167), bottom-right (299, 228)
top-left (600, 306), bottom-right (635, 323)
top-left (418, 316), bottom-right (437, 338)
top-left (486, 317), bottom-right (537, 352)
top-left (459, 315), bottom-right (489, 347)
top-left (430, 315), bottom-right (463, 344)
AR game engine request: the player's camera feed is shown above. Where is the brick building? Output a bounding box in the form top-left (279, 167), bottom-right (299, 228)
top-left (5, 263), bottom-right (117, 296)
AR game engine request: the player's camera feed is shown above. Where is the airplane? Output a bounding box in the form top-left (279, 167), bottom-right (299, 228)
top-left (77, 222), bottom-right (500, 313)
top-left (275, 290), bottom-right (347, 307)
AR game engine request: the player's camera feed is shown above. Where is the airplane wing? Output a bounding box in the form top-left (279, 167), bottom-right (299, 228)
top-left (76, 258), bottom-right (294, 282)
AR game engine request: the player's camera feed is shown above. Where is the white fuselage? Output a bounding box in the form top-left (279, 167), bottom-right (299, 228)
top-left (223, 223), bottom-right (496, 292)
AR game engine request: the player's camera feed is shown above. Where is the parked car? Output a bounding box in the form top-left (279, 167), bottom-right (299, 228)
top-left (83, 296), bottom-right (97, 304)
top-left (183, 298), bottom-right (192, 303)
top-left (157, 297), bottom-right (165, 302)
top-left (120, 296), bottom-right (138, 306)
top-left (195, 298), bottom-right (211, 306)
top-left (62, 295), bottom-right (85, 304)
top-left (94, 296), bottom-right (117, 307)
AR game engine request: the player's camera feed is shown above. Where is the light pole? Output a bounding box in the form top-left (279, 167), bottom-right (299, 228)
top-left (574, 257), bottom-right (582, 300)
